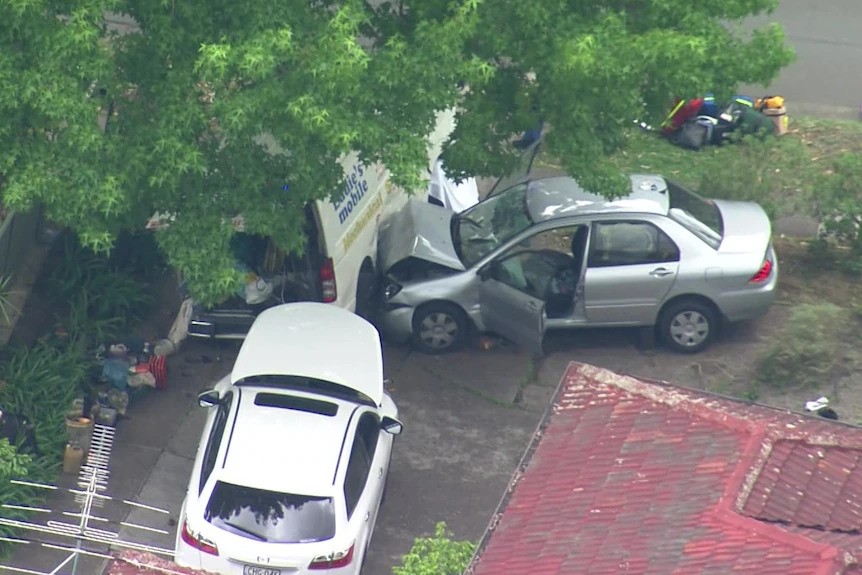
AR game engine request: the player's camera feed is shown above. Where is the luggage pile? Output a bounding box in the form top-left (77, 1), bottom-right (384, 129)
top-left (661, 94), bottom-right (788, 151)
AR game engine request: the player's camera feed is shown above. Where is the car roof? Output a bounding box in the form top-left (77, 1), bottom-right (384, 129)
top-left (219, 387), bottom-right (359, 496)
top-left (524, 174), bottom-right (670, 222)
top-left (230, 302), bottom-right (384, 406)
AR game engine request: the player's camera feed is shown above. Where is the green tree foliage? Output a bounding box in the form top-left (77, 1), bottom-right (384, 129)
top-left (441, 0), bottom-right (794, 194)
top-left (393, 522), bottom-right (475, 575)
top-left (0, 0), bottom-right (792, 304)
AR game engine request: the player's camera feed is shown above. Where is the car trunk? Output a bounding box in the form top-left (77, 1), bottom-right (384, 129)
top-left (713, 199), bottom-right (772, 256)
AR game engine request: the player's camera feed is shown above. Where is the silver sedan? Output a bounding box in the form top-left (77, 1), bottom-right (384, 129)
top-left (376, 175), bottom-right (777, 355)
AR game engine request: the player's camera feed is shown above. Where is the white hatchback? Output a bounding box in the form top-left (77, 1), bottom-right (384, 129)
top-left (175, 303), bottom-right (403, 575)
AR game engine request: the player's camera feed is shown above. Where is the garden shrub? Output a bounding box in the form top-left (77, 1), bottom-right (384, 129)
top-left (49, 234), bottom-right (154, 342)
top-left (393, 522), bottom-right (475, 575)
top-left (0, 233), bottom-right (158, 555)
top-left (754, 302), bottom-right (852, 391)
top-left (0, 340), bottom-right (90, 553)
top-left (0, 341), bottom-right (90, 458)
top-left (809, 152), bottom-right (862, 275)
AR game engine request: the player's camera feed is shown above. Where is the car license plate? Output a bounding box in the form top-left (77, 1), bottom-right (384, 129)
top-left (243, 565), bottom-right (281, 575)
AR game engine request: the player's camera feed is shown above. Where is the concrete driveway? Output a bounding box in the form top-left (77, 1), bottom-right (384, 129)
top-left (120, 339), bottom-right (555, 575)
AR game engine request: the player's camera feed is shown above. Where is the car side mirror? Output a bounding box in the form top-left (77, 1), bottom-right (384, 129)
top-left (197, 389), bottom-right (221, 408)
top-left (381, 416), bottom-right (403, 436)
top-left (477, 265), bottom-right (493, 281)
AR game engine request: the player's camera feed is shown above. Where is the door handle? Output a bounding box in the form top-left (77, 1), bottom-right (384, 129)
top-left (365, 511), bottom-right (371, 522)
top-left (378, 468), bottom-right (383, 478)
top-left (649, 268), bottom-right (674, 278)
top-left (526, 300), bottom-right (538, 310)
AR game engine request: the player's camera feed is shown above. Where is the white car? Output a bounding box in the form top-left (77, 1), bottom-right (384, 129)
top-left (175, 302), bottom-right (403, 574)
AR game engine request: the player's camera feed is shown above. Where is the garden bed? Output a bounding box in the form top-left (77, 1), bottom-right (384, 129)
top-left (0, 231), bottom-right (170, 556)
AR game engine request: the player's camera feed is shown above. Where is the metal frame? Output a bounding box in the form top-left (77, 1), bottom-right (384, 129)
top-left (0, 424), bottom-right (173, 575)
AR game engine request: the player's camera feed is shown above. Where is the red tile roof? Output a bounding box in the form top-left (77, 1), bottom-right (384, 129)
top-left (107, 551), bottom-right (209, 575)
top-left (465, 362), bottom-right (862, 575)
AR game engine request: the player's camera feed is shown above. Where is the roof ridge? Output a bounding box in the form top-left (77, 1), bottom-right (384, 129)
top-left (711, 504), bottom-right (850, 574)
top-left (571, 363), bottom-right (758, 434)
top-left (570, 363), bottom-right (857, 571)
top-left (715, 428), bottom-right (851, 569)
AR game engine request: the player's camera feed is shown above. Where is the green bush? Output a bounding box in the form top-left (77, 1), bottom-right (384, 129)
top-left (393, 522), bottom-right (475, 575)
top-left (0, 233), bottom-right (157, 555)
top-left (0, 340), bottom-right (91, 553)
top-left (49, 235), bottom-right (154, 342)
top-left (755, 302), bottom-right (853, 390)
top-left (808, 152), bottom-right (862, 275)
top-left (0, 342), bottom-right (90, 457)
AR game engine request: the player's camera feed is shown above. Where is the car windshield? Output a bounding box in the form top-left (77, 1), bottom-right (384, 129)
top-left (453, 183), bottom-right (533, 267)
top-left (205, 481), bottom-right (335, 543)
top-left (666, 181), bottom-right (724, 249)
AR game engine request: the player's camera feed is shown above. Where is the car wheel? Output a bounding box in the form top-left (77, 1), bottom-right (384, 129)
top-left (411, 302), bottom-right (468, 354)
top-left (659, 299), bottom-right (717, 354)
top-left (354, 269), bottom-right (377, 321)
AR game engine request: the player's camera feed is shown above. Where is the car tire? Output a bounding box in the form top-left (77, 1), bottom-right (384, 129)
top-left (659, 299), bottom-right (718, 354)
top-left (411, 302), bottom-right (469, 354)
top-left (355, 269), bottom-right (377, 321)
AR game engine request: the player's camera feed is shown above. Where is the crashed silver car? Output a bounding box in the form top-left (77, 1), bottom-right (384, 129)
top-left (376, 175), bottom-right (777, 355)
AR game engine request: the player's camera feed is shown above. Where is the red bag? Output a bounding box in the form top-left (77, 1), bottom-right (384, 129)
top-left (148, 356), bottom-right (168, 390)
top-left (661, 98), bottom-right (704, 135)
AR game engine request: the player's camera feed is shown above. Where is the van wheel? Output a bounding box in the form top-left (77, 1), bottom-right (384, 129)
top-left (355, 269), bottom-right (376, 320)
top-left (412, 302), bottom-right (468, 354)
top-left (659, 299), bottom-right (717, 354)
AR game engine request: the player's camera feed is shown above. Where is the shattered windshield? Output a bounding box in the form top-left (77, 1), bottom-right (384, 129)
top-left (453, 183), bottom-right (533, 267)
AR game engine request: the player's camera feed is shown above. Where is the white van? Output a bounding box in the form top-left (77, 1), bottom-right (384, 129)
top-left (187, 109), bottom-right (455, 339)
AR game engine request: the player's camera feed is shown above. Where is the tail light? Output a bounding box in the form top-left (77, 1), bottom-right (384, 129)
top-left (180, 519), bottom-right (219, 556)
top-left (309, 542), bottom-right (354, 570)
top-left (749, 258), bottom-right (773, 283)
top-left (319, 257), bottom-right (337, 303)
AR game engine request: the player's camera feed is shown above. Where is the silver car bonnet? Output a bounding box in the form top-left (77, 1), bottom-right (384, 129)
top-left (378, 199), bottom-right (466, 273)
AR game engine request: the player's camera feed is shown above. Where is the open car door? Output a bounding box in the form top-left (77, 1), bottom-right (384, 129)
top-left (478, 269), bottom-right (546, 356)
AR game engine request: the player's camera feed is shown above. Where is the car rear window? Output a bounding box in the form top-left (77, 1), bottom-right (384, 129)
top-left (205, 481), bottom-right (335, 543)
top-left (254, 392), bottom-right (339, 417)
top-left (666, 181), bottom-right (724, 249)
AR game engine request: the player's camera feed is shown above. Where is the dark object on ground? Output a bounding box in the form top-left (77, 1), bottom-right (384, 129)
top-left (817, 407), bottom-right (839, 420)
top-left (737, 106), bottom-right (778, 136)
top-left (662, 94), bottom-right (782, 151)
top-left (0, 409), bottom-right (40, 456)
top-left (670, 121), bottom-right (710, 151)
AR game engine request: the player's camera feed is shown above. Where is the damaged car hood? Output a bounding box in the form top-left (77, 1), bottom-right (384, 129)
top-left (378, 200), bottom-right (465, 273)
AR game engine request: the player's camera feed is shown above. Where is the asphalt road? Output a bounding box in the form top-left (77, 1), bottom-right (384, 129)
top-left (743, 0), bottom-right (862, 118)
